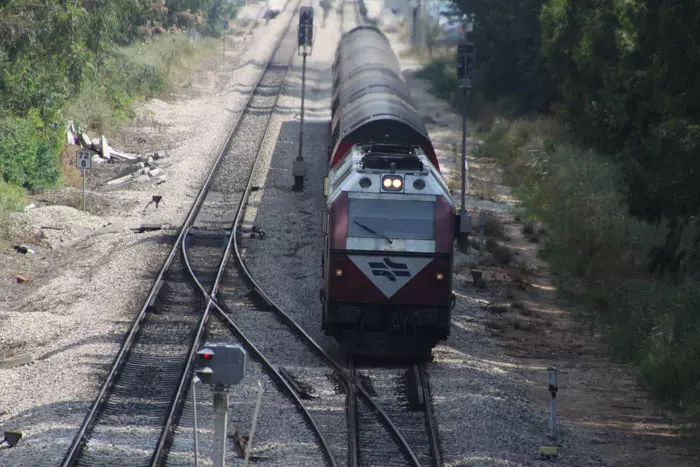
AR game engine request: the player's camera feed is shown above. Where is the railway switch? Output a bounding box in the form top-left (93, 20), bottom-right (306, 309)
top-left (194, 343), bottom-right (247, 389)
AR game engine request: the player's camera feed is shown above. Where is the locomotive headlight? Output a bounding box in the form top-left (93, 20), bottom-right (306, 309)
top-left (335, 268), bottom-right (344, 277)
top-left (436, 272), bottom-right (445, 281)
top-left (381, 176), bottom-right (403, 191)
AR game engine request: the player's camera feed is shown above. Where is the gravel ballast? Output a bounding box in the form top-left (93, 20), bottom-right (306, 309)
top-left (1, 1), bottom-right (696, 466)
top-left (0, 3), bottom-right (295, 465)
top-left (234, 1), bottom-right (669, 466)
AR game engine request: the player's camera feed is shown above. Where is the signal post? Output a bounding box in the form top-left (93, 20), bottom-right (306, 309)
top-left (194, 343), bottom-right (247, 467)
top-left (456, 20), bottom-right (476, 247)
top-left (293, 6), bottom-right (314, 192)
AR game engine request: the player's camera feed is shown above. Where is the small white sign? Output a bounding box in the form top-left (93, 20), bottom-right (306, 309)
top-left (76, 150), bottom-right (92, 170)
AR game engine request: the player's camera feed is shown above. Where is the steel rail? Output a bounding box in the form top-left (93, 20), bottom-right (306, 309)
top-left (418, 364), bottom-right (443, 467)
top-left (60, 9), bottom-right (300, 466)
top-left (227, 127), bottom-right (423, 466)
top-left (177, 11), bottom-right (339, 464)
top-left (347, 358), bottom-right (359, 467)
top-left (148, 3), bottom-right (303, 464)
top-left (183, 248), bottom-right (340, 467)
top-left (171, 1), bottom-right (423, 465)
top-left (190, 161), bottom-right (425, 466)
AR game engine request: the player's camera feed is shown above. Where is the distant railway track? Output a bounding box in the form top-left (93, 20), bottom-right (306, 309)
top-left (59, 4), bottom-right (301, 465)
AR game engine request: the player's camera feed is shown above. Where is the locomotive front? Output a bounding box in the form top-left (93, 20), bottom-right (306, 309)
top-left (321, 144), bottom-right (456, 358)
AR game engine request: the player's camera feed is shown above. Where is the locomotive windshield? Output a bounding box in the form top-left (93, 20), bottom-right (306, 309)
top-left (348, 198), bottom-right (435, 240)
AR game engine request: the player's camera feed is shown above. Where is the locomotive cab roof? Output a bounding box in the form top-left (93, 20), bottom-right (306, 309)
top-left (359, 144), bottom-right (425, 172)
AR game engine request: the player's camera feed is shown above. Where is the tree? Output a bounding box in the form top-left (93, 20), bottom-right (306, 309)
top-left (453, 0), bottom-right (554, 113)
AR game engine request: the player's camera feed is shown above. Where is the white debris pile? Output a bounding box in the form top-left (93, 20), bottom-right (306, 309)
top-left (66, 121), bottom-right (170, 188)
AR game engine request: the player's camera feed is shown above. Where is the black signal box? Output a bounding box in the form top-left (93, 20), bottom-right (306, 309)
top-left (194, 343), bottom-right (247, 388)
top-left (298, 6), bottom-right (314, 48)
top-left (457, 42), bottom-right (475, 89)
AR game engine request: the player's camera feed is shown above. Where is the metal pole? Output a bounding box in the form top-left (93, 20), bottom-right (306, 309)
top-left (212, 391), bottom-right (230, 467)
top-left (479, 211), bottom-right (485, 256)
top-left (411, 1), bottom-right (418, 47)
top-left (461, 87), bottom-right (467, 212)
top-left (550, 393), bottom-right (557, 438)
top-left (293, 50), bottom-right (307, 191)
top-left (299, 51), bottom-right (306, 162)
top-left (82, 168), bottom-right (86, 211)
top-left (243, 381), bottom-right (265, 467)
top-left (548, 367), bottom-right (558, 439)
top-left (192, 379), bottom-right (199, 467)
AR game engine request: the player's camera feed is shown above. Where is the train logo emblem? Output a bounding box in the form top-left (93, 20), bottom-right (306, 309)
top-left (349, 255), bottom-right (432, 298)
top-left (368, 258), bottom-right (411, 282)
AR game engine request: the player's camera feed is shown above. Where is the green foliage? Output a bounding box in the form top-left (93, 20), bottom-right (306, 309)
top-left (0, 111), bottom-right (62, 190)
top-left (487, 118), bottom-right (700, 418)
top-left (64, 44), bottom-right (167, 134)
top-left (428, 0), bottom-right (700, 424)
top-left (0, 0), bottom-right (228, 194)
top-left (0, 177), bottom-right (25, 249)
top-left (452, 0), bottom-right (555, 114)
top-left (538, 0), bottom-right (700, 275)
top-left (414, 57), bottom-right (504, 132)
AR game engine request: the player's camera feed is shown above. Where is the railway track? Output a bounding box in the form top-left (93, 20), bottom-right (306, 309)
top-left (59, 4), bottom-right (301, 465)
top-left (62, 1), bottom-right (445, 466)
top-left (349, 360), bottom-right (442, 467)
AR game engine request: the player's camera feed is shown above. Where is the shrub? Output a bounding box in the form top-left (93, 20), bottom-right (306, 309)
top-left (0, 111), bottom-right (62, 190)
top-left (483, 214), bottom-right (506, 240)
top-left (0, 178), bottom-right (26, 249)
top-left (486, 238), bottom-right (513, 265)
top-left (64, 33), bottom-right (216, 135)
top-left (485, 117), bottom-right (700, 422)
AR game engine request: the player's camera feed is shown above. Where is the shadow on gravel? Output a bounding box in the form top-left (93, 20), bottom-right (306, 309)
top-left (37, 333), bottom-right (126, 361)
top-left (0, 405), bottom-right (87, 467)
top-left (241, 118), bottom-right (339, 352)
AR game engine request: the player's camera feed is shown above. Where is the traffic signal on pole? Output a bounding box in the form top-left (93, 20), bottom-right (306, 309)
top-left (298, 6), bottom-right (314, 48)
top-left (457, 42), bottom-right (475, 89)
top-left (194, 343), bottom-right (247, 388)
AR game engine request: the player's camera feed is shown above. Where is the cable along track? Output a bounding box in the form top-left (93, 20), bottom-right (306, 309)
top-left (60, 5), bottom-right (301, 466)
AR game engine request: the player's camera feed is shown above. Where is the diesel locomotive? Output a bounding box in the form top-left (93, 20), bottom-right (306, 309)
top-left (321, 26), bottom-right (461, 358)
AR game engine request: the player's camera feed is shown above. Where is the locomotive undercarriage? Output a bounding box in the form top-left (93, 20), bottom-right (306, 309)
top-left (323, 301), bottom-right (451, 359)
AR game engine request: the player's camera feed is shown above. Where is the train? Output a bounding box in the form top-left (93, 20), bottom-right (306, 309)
top-left (320, 26), bottom-right (461, 359)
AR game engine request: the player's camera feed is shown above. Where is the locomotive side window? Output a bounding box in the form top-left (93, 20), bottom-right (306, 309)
top-left (348, 198), bottom-right (435, 240)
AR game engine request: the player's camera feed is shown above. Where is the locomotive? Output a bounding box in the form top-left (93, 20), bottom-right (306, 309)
top-left (321, 26), bottom-right (461, 358)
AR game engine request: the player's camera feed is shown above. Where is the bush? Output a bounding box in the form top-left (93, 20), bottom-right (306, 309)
top-left (0, 178), bottom-right (26, 249)
top-left (64, 34), bottom-right (217, 135)
top-left (483, 214), bottom-right (506, 240)
top-left (0, 111), bottom-right (63, 190)
top-left (485, 117), bottom-right (700, 421)
top-left (486, 238), bottom-right (513, 265)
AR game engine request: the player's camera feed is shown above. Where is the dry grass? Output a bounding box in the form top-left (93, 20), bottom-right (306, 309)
top-left (485, 238), bottom-right (513, 265)
top-left (483, 214), bottom-right (506, 240)
top-left (60, 146), bottom-right (84, 189)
